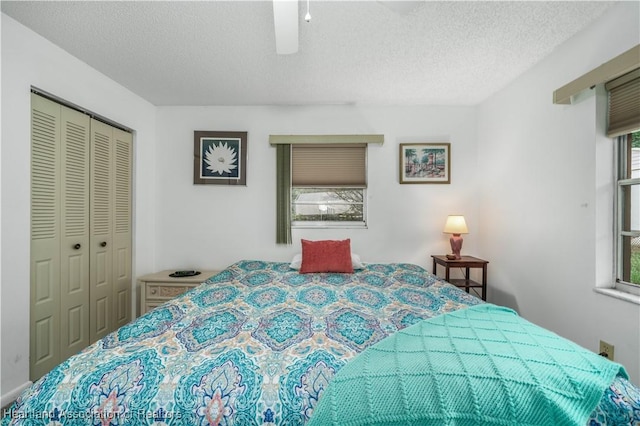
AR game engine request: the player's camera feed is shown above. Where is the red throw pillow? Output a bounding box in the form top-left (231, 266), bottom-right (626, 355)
top-left (300, 239), bottom-right (354, 273)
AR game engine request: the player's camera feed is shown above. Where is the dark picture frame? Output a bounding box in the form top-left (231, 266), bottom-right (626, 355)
top-left (399, 143), bottom-right (451, 184)
top-left (194, 131), bottom-right (247, 185)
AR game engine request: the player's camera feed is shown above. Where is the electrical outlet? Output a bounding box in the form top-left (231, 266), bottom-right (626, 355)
top-left (599, 340), bottom-right (615, 361)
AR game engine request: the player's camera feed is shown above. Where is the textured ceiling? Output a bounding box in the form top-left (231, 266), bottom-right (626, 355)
top-left (1, 1), bottom-right (615, 106)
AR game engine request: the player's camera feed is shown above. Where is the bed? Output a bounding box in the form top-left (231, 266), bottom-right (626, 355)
top-left (3, 259), bottom-right (639, 425)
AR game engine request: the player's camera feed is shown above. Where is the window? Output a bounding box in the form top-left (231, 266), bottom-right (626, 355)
top-left (615, 131), bottom-right (640, 290)
top-left (272, 134), bottom-right (382, 244)
top-left (291, 143), bottom-right (367, 228)
top-left (292, 188), bottom-right (365, 226)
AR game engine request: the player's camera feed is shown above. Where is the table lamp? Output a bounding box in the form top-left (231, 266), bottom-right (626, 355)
top-left (443, 215), bottom-right (468, 259)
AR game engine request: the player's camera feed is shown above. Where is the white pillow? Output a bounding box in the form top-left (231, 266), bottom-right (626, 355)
top-left (290, 253), bottom-right (364, 270)
top-left (351, 253), bottom-right (365, 269)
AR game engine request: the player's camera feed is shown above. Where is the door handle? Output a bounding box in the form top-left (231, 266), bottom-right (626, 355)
top-left (100, 241), bottom-right (107, 247)
top-left (73, 243), bottom-right (81, 250)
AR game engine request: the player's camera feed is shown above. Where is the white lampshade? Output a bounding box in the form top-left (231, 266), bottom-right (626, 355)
top-left (443, 215), bottom-right (468, 234)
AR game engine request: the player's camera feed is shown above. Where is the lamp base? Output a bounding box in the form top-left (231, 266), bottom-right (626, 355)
top-left (449, 234), bottom-right (463, 259)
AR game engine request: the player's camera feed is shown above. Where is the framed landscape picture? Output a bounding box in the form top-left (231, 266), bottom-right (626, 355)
top-left (399, 143), bottom-right (450, 184)
top-left (194, 131), bottom-right (247, 185)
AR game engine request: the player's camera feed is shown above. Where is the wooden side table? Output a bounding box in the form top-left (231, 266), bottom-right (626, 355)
top-left (138, 270), bottom-right (219, 314)
top-left (431, 255), bottom-right (489, 301)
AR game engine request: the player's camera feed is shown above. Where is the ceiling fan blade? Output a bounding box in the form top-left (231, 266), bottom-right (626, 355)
top-left (273, 0), bottom-right (299, 55)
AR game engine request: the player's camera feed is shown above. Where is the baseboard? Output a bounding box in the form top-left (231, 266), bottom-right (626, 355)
top-left (1, 381), bottom-right (32, 409)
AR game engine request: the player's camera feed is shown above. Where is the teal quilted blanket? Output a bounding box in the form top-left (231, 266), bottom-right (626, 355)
top-left (309, 304), bottom-right (628, 426)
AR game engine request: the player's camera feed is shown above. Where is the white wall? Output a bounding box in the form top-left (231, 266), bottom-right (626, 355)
top-left (1, 14), bottom-right (158, 403)
top-left (154, 106), bottom-right (478, 271)
top-left (477, 1), bottom-right (640, 382)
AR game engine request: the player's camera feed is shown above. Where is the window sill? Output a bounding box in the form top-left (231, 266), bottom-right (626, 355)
top-left (593, 287), bottom-right (640, 305)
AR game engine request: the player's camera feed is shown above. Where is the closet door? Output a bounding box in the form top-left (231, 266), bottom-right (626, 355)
top-left (30, 94), bottom-right (61, 379)
top-left (59, 107), bottom-right (91, 360)
top-left (30, 95), bottom-right (91, 378)
top-left (89, 119), bottom-right (113, 343)
top-left (112, 128), bottom-right (132, 329)
top-left (31, 94), bottom-right (133, 378)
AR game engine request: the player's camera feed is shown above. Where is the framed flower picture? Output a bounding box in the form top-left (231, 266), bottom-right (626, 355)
top-left (399, 142), bottom-right (450, 184)
top-left (194, 131), bottom-right (247, 185)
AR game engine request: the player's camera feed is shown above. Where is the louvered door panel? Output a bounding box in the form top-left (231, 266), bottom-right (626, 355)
top-left (112, 129), bottom-right (132, 329)
top-left (59, 106), bottom-right (90, 360)
top-left (90, 119), bottom-right (113, 343)
top-left (30, 93), bottom-right (61, 380)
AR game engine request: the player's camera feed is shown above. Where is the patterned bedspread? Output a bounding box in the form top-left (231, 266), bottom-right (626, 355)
top-left (3, 260), bottom-right (638, 425)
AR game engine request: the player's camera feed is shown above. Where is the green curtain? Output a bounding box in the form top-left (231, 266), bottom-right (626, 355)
top-left (276, 144), bottom-right (292, 244)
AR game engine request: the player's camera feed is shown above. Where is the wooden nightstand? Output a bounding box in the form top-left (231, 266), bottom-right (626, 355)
top-left (431, 255), bottom-right (489, 301)
top-left (138, 270), bottom-right (219, 314)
